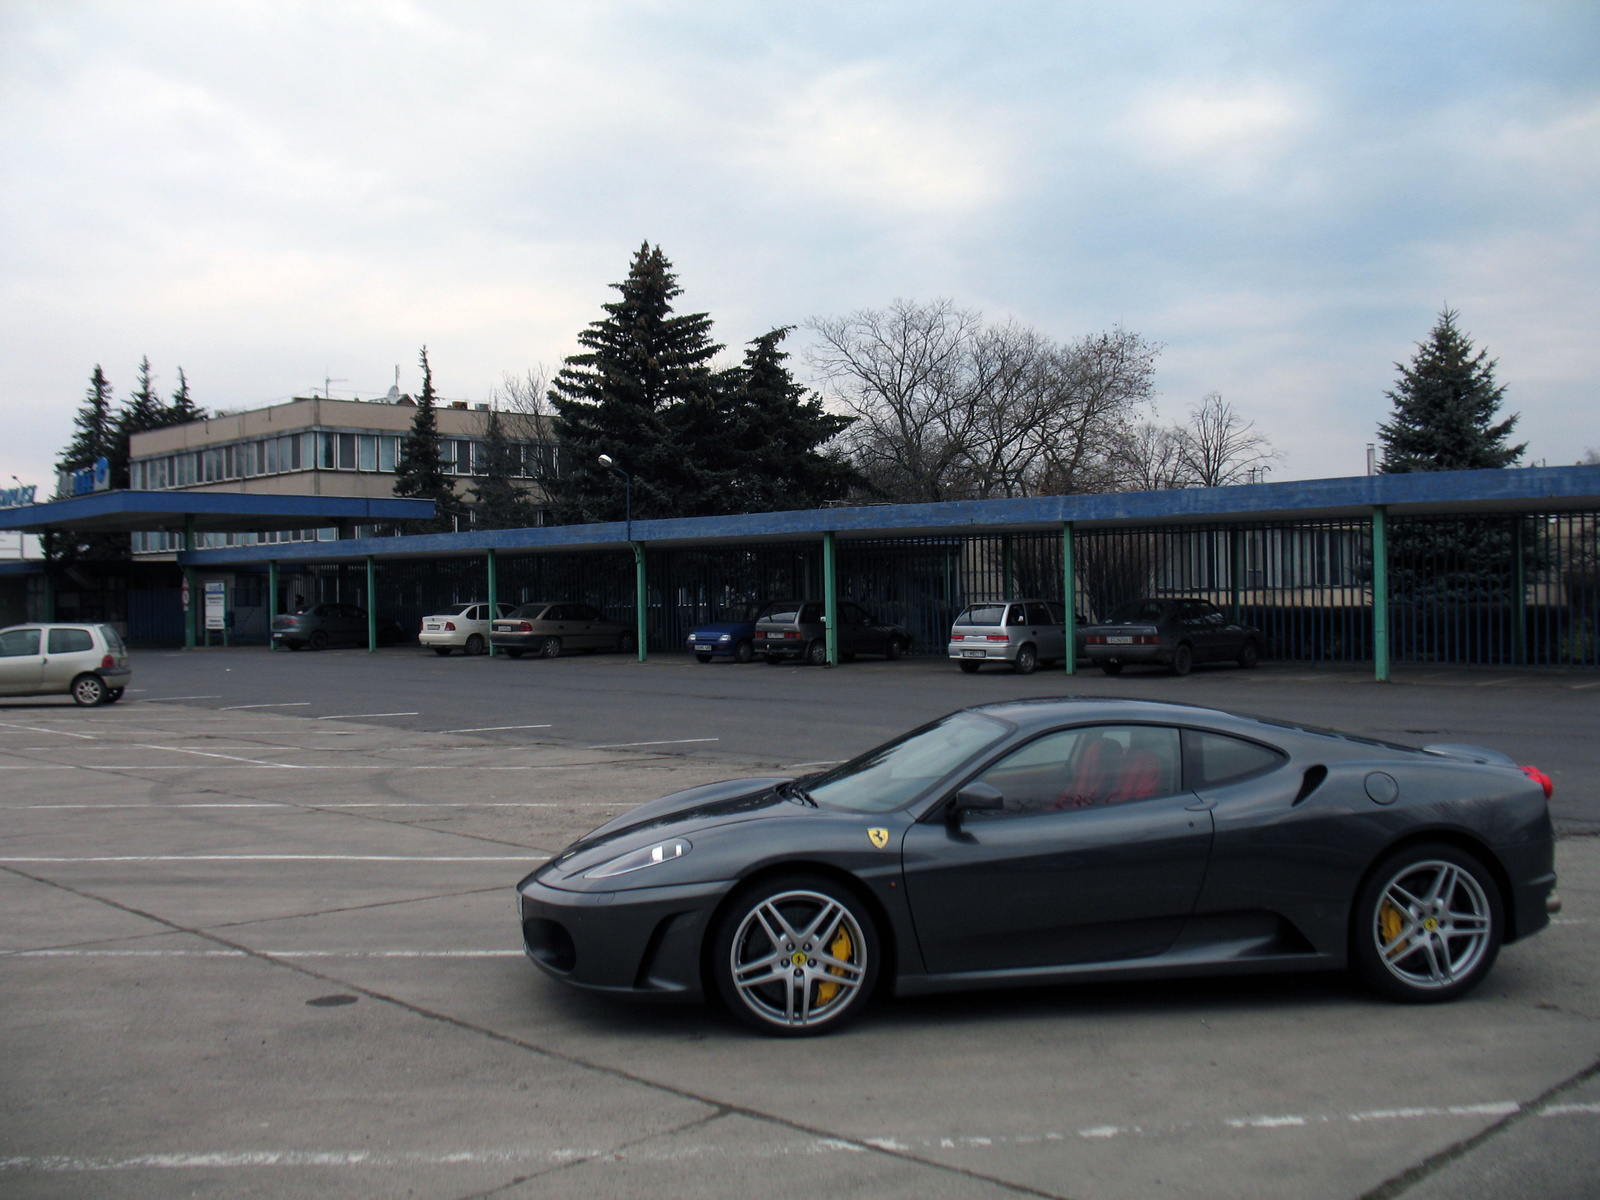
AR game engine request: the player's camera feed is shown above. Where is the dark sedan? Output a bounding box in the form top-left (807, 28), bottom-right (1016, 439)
top-left (755, 600), bottom-right (911, 665)
top-left (271, 603), bottom-right (403, 650)
top-left (1083, 598), bottom-right (1265, 676)
top-left (516, 698), bottom-right (1556, 1035)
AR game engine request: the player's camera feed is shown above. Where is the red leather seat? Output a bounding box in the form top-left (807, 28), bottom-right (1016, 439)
top-left (1056, 738), bottom-right (1123, 809)
top-left (1107, 749), bottom-right (1162, 804)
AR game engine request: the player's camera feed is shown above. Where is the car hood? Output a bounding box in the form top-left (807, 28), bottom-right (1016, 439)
top-left (686, 621), bottom-right (754, 637)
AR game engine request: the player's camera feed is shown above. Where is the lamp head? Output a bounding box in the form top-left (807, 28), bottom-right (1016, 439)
top-left (598, 454), bottom-right (614, 468)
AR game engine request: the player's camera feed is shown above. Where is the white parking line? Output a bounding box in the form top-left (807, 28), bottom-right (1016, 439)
top-left (219, 703), bottom-right (311, 710)
top-left (439, 724), bottom-right (553, 733)
top-left (316, 713), bottom-right (419, 720)
top-left (0, 854), bottom-right (547, 863)
top-left (0, 721), bottom-right (96, 739)
top-left (137, 696), bottom-right (223, 702)
top-left (588, 737), bottom-right (719, 748)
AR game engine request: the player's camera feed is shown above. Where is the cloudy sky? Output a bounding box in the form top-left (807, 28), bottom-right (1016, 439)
top-left (3, 1), bottom-right (1597, 496)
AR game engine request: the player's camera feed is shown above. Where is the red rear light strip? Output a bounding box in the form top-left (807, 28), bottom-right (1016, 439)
top-left (1519, 765), bottom-right (1554, 799)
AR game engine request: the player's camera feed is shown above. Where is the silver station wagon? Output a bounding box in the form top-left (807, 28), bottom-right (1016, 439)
top-left (948, 600), bottom-right (1084, 675)
top-left (0, 623), bottom-right (132, 705)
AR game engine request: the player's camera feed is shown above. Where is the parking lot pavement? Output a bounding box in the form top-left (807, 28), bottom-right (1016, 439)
top-left (2, 700), bottom-right (1597, 1200)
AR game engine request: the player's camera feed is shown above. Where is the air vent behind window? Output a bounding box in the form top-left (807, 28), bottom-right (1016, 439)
top-left (1292, 765), bottom-right (1328, 806)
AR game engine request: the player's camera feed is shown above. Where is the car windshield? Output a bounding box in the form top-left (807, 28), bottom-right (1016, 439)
top-left (956, 605), bottom-right (1006, 626)
top-left (764, 607), bottom-right (800, 623)
top-left (803, 712), bottom-right (1012, 813)
top-left (448, 603), bottom-right (477, 616)
top-left (1104, 601), bottom-right (1166, 624)
top-left (99, 626), bottom-right (125, 653)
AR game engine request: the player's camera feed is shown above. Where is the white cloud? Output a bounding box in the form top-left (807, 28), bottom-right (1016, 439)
top-left (1120, 79), bottom-right (1314, 190)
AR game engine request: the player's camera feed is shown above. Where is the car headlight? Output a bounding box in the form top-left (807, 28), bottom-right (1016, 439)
top-left (584, 838), bottom-right (691, 879)
top-left (718, 633), bottom-right (731, 641)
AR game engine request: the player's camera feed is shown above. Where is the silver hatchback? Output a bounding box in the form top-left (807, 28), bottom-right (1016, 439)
top-left (948, 600), bottom-right (1082, 675)
top-left (0, 623), bottom-right (132, 705)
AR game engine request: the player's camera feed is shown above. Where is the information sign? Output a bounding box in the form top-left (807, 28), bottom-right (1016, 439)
top-left (204, 580), bottom-right (227, 631)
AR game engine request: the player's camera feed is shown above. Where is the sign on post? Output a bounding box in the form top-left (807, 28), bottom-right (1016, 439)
top-left (204, 581), bottom-right (227, 631)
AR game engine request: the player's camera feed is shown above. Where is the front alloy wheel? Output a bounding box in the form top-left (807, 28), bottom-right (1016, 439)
top-left (734, 640), bottom-right (754, 664)
top-left (619, 631), bottom-right (637, 654)
top-left (713, 877), bottom-right (879, 1035)
top-left (72, 674), bottom-right (106, 706)
top-left (1354, 845), bottom-right (1502, 1003)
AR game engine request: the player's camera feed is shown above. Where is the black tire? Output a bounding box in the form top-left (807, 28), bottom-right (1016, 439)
top-left (695, 652), bottom-right (713, 663)
top-left (308, 630), bottom-right (329, 652)
top-left (503, 648), bottom-right (524, 659)
top-left (104, 687), bottom-right (124, 704)
top-left (433, 647), bottom-right (453, 656)
top-left (618, 631), bottom-right (637, 655)
top-left (765, 653), bottom-right (784, 665)
top-left (1238, 640), bottom-right (1261, 670)
top-left (1353, 843), bottom-right (1503, 1003)
top-left (958, 660), bottom-right (981, 674)
top-left (710, 873), bottom-right (881, 1036)
top-left (885, 637), bottom-right (904, 661)
top-left (733, 640), bottom-right (754, 664)
top-left (71, 674), bottom-right (106, 707)
top-left (540, 636), bottom-right (562, 659)
top-left (805, 639), bottom-right (828, 667)
top-left (464, 634), bottom-right (485, 656)
top-left (1100, 661), bottom-right (1123, 676)
top-left (1170, 643), bottom-right (1193, 676)
top-left (1014, 643), bottom-right (1037, 675)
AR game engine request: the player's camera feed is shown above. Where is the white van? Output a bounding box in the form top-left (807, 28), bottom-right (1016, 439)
top-left (0, 624), bottom-right (133, 705)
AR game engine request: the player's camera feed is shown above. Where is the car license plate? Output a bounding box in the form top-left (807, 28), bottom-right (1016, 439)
top-left (695, 644), bottom-right (712, 652)
top-left (962, 649), bottom-right (985, 658)
top-left (1107, 636), bottom-right (1133, 644)
top-left (425, 624), bottom-right (439, 631)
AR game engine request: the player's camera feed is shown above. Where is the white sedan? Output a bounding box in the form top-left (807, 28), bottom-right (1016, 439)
top-left (419, 602), bottom-right (514, 656)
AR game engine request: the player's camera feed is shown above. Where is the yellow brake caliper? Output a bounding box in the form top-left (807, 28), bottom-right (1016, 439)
top-left (814, 926), bottom-right (853, 1007)
top-left (1379, 899), bottom-right (1403, 951)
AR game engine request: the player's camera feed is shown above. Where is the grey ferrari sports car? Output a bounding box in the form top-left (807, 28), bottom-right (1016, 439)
top-left (515, 698), bottom-right (1556, 1036)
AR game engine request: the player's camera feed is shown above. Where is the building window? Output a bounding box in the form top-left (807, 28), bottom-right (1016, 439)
top-left (379, 436), bottom-right (397, 472)
top-left (318, 433), bottom-right (335, 470)
top-left (358, 435), bottom-right (377, 472)
top-left (338, 433), bottom-right (357, 470)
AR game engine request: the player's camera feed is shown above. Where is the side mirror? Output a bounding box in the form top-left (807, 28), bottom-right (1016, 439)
top-left (949, 782), bottom-right (1004, 823)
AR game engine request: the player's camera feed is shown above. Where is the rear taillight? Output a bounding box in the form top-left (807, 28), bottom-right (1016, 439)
top-left (101, 655), bottom-right (115, 669)
top-left (782, 630), bottom-right (801, 639)
top-left (986, 635), bottom-right (1009, 642)
top-left (519, 622), bottom-right (533, 632)
top-left (1087, 635), bottom-right (1105, 644)
top-left (1136, 634), bottom-right (1159, 645)
top-left (444, 621), bottom-right (456, 631)
top-left (1520, 765), bottom-right (1553, 799)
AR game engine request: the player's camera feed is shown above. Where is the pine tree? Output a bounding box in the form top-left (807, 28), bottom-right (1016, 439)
top-left (60, 366), bottom-right (115, 475)
top-left (168, 367), bottom-right (203, 423)
top-left (471, 408), bottom-right (540, 529)
top-left (546, 243), bottom-right (724, 523)
top-left (393, 347), bottom-right (457, 530)
top-left (722, 327), bottom-right (857, 511)
top-left (110, 357), bottom-right (164, 488)
top-left (1378, 309), bottom-right (1524, 473)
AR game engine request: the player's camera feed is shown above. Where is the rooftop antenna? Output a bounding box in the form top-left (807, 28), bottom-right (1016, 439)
top-left (323, 371), bottom-right (348, 400)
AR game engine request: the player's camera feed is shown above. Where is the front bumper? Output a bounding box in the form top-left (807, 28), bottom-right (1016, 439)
top-left (687, 639), bottom-right (736, 657)
top-left (517, 875), bottom-right (728, 999)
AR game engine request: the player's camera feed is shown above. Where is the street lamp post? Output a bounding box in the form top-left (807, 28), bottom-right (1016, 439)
top-left (598, 454), bottom-right (630, 542)
top-left (599, 454), bottom-right (647, 662)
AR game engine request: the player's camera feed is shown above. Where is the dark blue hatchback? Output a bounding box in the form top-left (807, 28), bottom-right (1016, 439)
top-left (686, 601), bottom-right (791, 663)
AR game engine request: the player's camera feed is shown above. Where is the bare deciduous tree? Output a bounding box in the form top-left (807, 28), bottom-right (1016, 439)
top-left (1112, 421), bottom-right (1192, 491)
top-left (488, 367), bottom-right (553, 477)
top-left (1178, 392), bottom-right (1278, 487)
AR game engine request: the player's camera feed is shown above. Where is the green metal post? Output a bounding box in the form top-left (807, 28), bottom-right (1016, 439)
top-left (823, 531), bottom-right (838, 667)
top-left (1512, 517), bottom-right (1527, 666)
top-left (221, 582), bottom-right (230, 648)
top-left (632, 542), bottom-right (647, 662)
top-left (268, 561), bottom-right (279, 647)
top-left (1372, 506), bottom-right (1389, 682)
top-left (183, 516), bottom-right (196, 650)
top-left (1001, 533), bottom-right (1013, 601)
top-left (486, 549), bottom-right (498, 657)
top-left (1062, 522), bottom-right (1076, 675)
top-left (365, 556), bottom-right (376, 653)
top-left (1230, 528), bottom-right (1243, 622)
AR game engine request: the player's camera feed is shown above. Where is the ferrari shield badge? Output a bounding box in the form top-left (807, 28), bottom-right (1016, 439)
top-left (867, 828), bottom-right (890, 849)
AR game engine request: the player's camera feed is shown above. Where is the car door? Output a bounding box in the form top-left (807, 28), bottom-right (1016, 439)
top-left (0, 628), bottom-right (44, 695)
top-left (901, 724), bottom-right (1213, 974)
top-left (42, 627), bottom-right (96, 689)
top-left (840, 603), bottom-right (871, 655)
top-left (341, 605), bottom-right (366, 645)
top-left (1027, 602), bottom-right (1062, 662)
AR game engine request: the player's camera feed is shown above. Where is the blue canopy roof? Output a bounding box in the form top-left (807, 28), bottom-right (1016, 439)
top-left (0, 490), bottom-right (435, 535)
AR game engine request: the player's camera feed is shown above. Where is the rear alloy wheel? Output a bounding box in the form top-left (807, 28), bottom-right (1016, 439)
top-left (712, 875), bottom-right (880, 1036)
top-left (885, 637), bottom-right (904, 661)
top-left (540, 636), bottom-right (563, 659)
top-left (805, 639), bottom-right (828, 667)
top-left (734, 640), bottom-right (754, 664)
top-left (1170, 643), bottom-right (1193, 676)
top-left (307, 630), bottom-right (329, 652)
top-left (433, 647), bottom-right (453, 656)
top-left (104, 687), bottom-right (125, 704)
top-left (695, 652), bottom-right (713, 663)
top-left (1238, 640), bottom-right (1260, 670)
top-left (464, 634), bottom-right (485, 656)
top-left (71, 674), bottom-right (107, 707)
top-left (1354, 844), bottom-right (1502, 1003)
top-left (1100, 662), bottom-right (1123, 676)
top-left (958, 660), bottom-right (981, 674)
top-left (619, 631), bottom-right (637, 654)
top-left (1014, 643), bottom-right (1037, 675)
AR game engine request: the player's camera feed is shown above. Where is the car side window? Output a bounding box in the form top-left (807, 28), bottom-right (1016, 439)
top-left (971, 725), bottom-right (1183, 816)
top-left (1047, 602), bottom-right (1067, 625)
top-left (1183, 729), bottom-right (1287, 789)
top-left (800, 603), bottom-right (822, 623)
top-left (47, 628), bottom-right (95, 654)
top-left (466, 606), bottom-right (482, 621)
top-left (0, 629), bottom-right (41, 656)
top-left (1026, 602), bottom-right (1053, 625)
top-left (845, 603), bottom-right (871, 624)
top-left (1005, 605), bottom-right (1026, 626)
